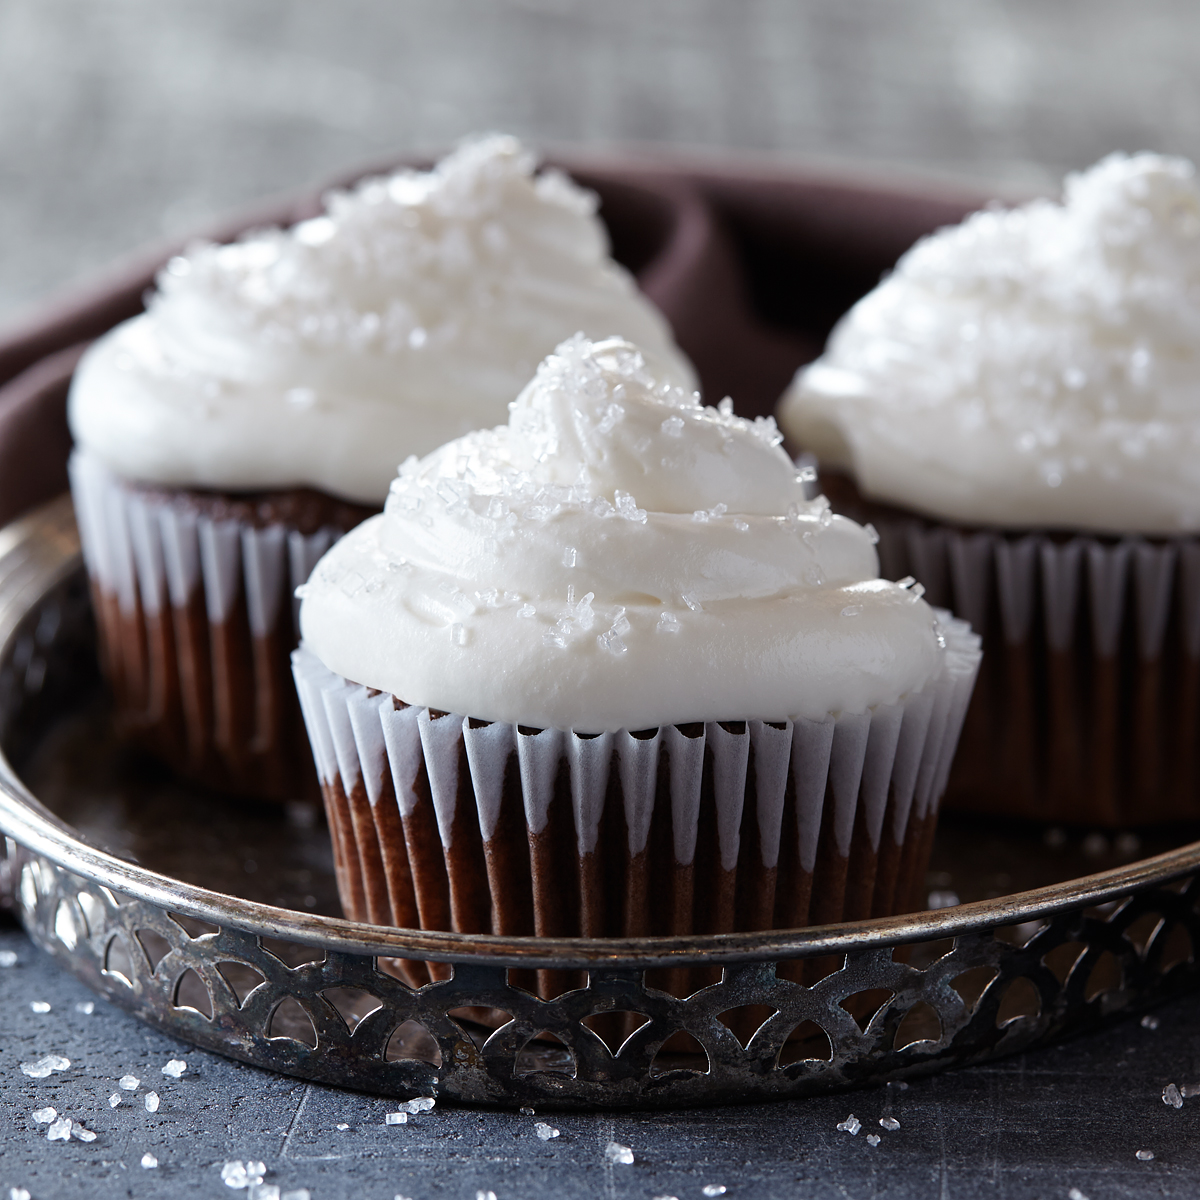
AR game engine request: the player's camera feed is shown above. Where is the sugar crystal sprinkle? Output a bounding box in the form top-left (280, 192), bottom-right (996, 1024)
top-left (605, 1141), bottom-right (635, 1165)
top-left (46, 1117), bottom-right (72, 1141)
top-left (11, 1188), bottom-right (31, 1200)
top-left (162, 1059), bottom-right (188, 1078)
top-left (400, 1096), bottom-right (436, 1113)
top-left (221, 1160), bottom-right (265, 1188)
top-left (33, 1107), bottom-right (57, 1123)
top-left (702, 1187), bottom-right (728, 1197)
top-left (880, 1116), bottom-right (901, 1131)
top-left (336, 1123), bottom-right (350, 1131)
top-left (519, 1106), bottom-right (535, 1116)
top-left (476, 1192), bottom-right (498, 1200)
top-left (867, 1134), bottom-right (881, 1147)
top-left (1136, 1149), bottom-right (1155, 1161)
top-left (145, 1092), bottom-right (160, 1113)
top-left (20, 1054), bottom-right (70, 1078)
top-left (72, 1123), bottom-right (97, 1143)
top-left (1142, 1014), bottom-right (1161, 1030)
top-left (30, 1001), bottom-right (50, 1014)
top-left (109, 1094), bottom-right (121, 1108)
top-left (1068, 1190), bottom-right (1090, 1200)
top-left (534, 1121), bottom-right (559, 1140)
top-left (281, 1191), bottom-right (312, 1200)
top-left (119, 1075), bottom-right (139, 1090)
top-left (837, 1114), bottom-right (862, 1135)
top-left (1163, 1083), bottom-right (1184, 1108)
top-left (141, 1153), bottom-right (159, 1169)
top-left (75, 1000), bottom-right (95, 1015)
top-left (0, 950), bottom-right (18, 967)
top-left (385, 1112), bottom-right (409, 1125)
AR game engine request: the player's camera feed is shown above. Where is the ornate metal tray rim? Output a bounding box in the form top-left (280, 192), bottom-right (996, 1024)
top-left (2, 496), bottom-right (1198, 968)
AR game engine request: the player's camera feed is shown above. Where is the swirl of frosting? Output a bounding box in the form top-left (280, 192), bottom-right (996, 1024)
top-left (299, 335), bottom-right (948, 731)
top-left (68, 135), bottom-right (694, 505)
top-left (778, 153), bottom-right (1200, 534)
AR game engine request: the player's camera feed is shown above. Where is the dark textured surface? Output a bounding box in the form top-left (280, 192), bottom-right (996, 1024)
top-left (2, 920), bottom-right (1200, 1199)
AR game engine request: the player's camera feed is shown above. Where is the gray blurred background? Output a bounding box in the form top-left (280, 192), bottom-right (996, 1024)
top-left (0, 0), bottom-right (1193, 325)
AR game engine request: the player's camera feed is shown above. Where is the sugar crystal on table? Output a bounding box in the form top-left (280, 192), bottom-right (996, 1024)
top-left (1163, 1083), bottom-right (1183, 1108)
top-left (0, 950), bottom-right (18, 967)
top-left (702, 1187), bottom-right (727, 1196)
top-left (400, 1096), bottom-right (436, 1113)
top-left (837, 1114), bottom-right (862, 1135)
top-left (141, 1153), bottom-right (159, 1168)
top-left (880, 1116), bottom-right (901, 1131)
top-left (533, 1122), bottom-right (559, 1140)
top-left (72, 1123), bottom-right (97, 1142)
top-left (385, 1112), bottom-right (408, 1125)
top-left (75, 1000), bottom-right (94, 1014)
top-left (30, 1001), bottom-right (50, 1013)
top-left (1142, 1014), bottom-right (1160, 1030)
top-left (1136, 1149), bottom-right (1155, 1161)
top-left (162, 1059), bottom-right (188, 1078)
top-left (109, 1094), bottom-right (121, 1108)
top-left (10, 1188), bottom-right (31, 1200)
top-left (867, 1134), bottom-right (881, 1147)
top-left (20, 1055), bottom-right (70, 1078)
top-left (32, 1107), bottom-right (56, 1124)
top-left (118, 1074), bottom-right (139, 1090)
top-left (604, 1141), bottom-right (634, 1165)
top-left (145, 1092), bottom-right (160, 1113)
top-left (46, 1117), bottom-right (71, 1141)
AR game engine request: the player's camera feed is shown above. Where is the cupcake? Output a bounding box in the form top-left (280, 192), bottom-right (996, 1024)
top-left (292, 335), bottom-right (980, 990)
top-left (67, 135), bottom-right (695, 799)
top-left (778, 152), bottom-right (1200, 827)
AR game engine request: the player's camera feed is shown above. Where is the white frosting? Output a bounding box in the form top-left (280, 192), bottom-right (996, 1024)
top-left (779, 153), bottom-right (1200, 534)
top-left (299, 335), bottom-right (949, 732)
top-left (68, 135), bottom-right (695, 505)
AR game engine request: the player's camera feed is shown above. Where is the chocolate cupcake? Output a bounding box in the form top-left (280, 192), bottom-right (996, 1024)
top-left (292, 335), bottom-right (980, 990)
top-left (67, 135), bottom-right (695, 799)
top-left (778, 152), bottom-right (1200, 827)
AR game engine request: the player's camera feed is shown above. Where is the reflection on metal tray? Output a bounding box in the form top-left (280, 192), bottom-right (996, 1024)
top-left (4, 496), bottom-right (1200, 1109)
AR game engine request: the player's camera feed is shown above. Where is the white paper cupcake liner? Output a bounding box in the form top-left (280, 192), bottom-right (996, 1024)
top-left (69, 447), bottom-right (356, 798)
top-left (290, 615), bottom-right (980, 991)
top-left (864, 502), bottom-right (1200, 826)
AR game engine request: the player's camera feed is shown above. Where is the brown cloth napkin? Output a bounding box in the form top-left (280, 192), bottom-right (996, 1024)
top-left (0, 156), bottom-right (982, 529)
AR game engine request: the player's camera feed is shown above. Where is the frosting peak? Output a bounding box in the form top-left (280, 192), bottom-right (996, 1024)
top-left (779, 152), bottom-right (1200, 534)
top-left (301, 336), bottom-right (948, 731)
top-left (503, 335), bottom-right (800, 514)
top-left (68, 135), bottom-right (695, 505)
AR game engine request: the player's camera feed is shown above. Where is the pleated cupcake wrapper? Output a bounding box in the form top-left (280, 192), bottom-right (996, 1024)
top-left (69, 448), bottom-right (346, 799)
top-left (291, 617), bottom-right (980, 995)
top-left (865, 505), bottom-right (1200, 826)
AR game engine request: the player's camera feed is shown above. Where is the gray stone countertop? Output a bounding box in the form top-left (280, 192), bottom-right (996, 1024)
top-left (2, 921), bottom-right (1198, 1200)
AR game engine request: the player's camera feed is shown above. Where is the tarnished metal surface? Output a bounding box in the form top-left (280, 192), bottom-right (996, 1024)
top-left (3, 496), bottom-right (1200, 1109)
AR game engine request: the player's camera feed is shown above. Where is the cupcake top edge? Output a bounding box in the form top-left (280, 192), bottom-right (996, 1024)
top-left (67, 133), bottom-right (695, 507)
top-left (778, 151), bottom-right (1200, 535)
top-left (299, 334), bottom-right (954, 732)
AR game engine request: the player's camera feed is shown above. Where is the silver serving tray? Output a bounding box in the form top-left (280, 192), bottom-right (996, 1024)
top-left (3, 495), bottom-right (1200, 1109)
